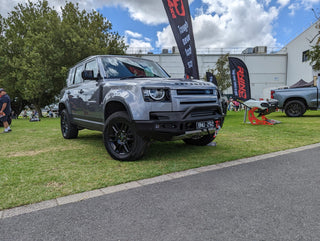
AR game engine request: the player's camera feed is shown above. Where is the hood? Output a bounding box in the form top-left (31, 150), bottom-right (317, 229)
top-left (116, 77), bottom-right (216, 89)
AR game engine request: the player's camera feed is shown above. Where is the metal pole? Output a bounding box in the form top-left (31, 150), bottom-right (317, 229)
top-left (244, 106), bottom-right (248, 123)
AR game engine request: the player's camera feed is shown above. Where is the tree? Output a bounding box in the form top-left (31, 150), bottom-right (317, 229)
top-left (59, 2), bottom-right (127, 70)
top-left (0, 0), bottom-right (127, 116)
top-left (309, 44), bottom-right (320, 71)
top-left (205, 54), bottom-right (231, 93)
top-left (0, 12), bottom-right (32, 115)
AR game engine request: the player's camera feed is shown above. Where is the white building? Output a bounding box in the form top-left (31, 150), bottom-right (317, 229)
top-left (138, 21), bottom-right (319, 100)
top-left (278, 21), bottom-right (320, 86)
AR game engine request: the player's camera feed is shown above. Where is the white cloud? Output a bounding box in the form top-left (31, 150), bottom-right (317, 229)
top-left (300, 0), bottom-right (320, 9)
top-left (126, 39), bottom-right (153, 54)
top-left (70, 0), bottom-right (168, 25)
top-left (125, 30), bottom-right (142, 39)
top-left (277, 0), bottom-right (290, 7)
top-left (124, 30), bottom-right (153, 54)
top-left (96, 0), bottom-right (195, 25)
top-left (0, 0), bottom-right (183, 25)
top-left (0, 0), bottom-right (70, 16)
top-left (157, 0), bottom-right (279, 50)
top-left (287, 0), bottom-right (320, 15)
top-left (0, 0), bottom-right (198, 25)
top-left (156, 25), bottom-right (175, 48)
top-left (0, 0), bottom-right (25, 16)
top-left (288, 3), bottom-right (300, 15)
top-left (263, 0), bottom-right (272, 6)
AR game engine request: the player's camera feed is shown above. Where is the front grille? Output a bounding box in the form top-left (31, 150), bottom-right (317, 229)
top-left (177, 89), bottom-right (213, 95)
top-left (150, 113), bottom-right (170, 120)
top-left (180, 100), bottom-right (216, 105)
top-left (190, 110), bottom-right (215, 117)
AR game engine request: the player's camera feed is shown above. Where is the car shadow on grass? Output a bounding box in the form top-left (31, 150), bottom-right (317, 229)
top-left (141, 140), bottom-right (214, 162)
top-left (73, 131), bottom-right (212, 162)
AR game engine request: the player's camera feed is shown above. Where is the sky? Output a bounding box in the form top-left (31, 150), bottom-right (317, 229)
top-left (1, 0), bottom-right (320, 54)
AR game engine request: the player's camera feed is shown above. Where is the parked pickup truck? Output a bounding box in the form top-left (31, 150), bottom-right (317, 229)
top-left (271, 84), bottom-right (320, 117)
top-left (59, 55), bottom-right (224, 161)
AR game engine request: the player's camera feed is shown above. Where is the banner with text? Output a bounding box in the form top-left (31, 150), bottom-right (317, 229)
top-left (162, 0), bottom-right (199, 79)
top-left (228, 57), bottom-right (251, 101)
top-left (206, 72), bottom-right (218, 86)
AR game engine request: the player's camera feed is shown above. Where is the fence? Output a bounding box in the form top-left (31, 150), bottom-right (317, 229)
top-left (126, 46), bottom-right (286, 55)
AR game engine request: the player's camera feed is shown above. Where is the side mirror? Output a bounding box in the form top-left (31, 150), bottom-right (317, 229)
top-left (82, 70), bottom-right (97, 80)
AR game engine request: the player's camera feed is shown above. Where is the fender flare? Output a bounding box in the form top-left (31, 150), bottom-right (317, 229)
top-left (103, 97), bottom-right (134, 121)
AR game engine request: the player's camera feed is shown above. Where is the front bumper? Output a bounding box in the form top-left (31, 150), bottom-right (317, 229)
top-left (135, 105), bottom-right (224, 141)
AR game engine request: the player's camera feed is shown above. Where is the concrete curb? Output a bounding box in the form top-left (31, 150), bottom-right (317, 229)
top-left (2, 142), bottom-right (320, 219)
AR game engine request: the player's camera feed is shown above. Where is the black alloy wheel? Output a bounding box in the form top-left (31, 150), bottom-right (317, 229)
top-left (104, 111), bottom-right (149, 161)
top-left (60, 109), bottom-right (78, 139)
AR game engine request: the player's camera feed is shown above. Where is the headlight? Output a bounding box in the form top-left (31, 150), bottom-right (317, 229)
top-left (148, 89), bottom-right (165, 100)
top-left (142, 88), bottom-right (171, 102)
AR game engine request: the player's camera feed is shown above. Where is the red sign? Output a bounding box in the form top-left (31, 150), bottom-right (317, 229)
top-left (167, 0), bottom-right (186, 18)
top-left (236, 66), bottom-right (247, 99)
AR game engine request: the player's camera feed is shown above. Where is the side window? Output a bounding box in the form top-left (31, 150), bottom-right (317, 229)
top-left (67, 68), bottom-right (75, 86)
top-left (85, 60), bottom-right (99, 78)
top-left (302, 50), bottom-right (309, 62)
top-left (74, 65), bottom-right (84, 84)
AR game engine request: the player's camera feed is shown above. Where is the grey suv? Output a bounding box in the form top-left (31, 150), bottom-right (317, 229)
top-left (59, 55), bottom-right (224, 161)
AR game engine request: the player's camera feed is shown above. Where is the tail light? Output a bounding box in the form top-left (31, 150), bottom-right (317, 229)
top-left (270, 90), bottom-right (275, 99)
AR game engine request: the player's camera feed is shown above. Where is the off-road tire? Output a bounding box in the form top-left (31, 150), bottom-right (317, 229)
top-left (60, 109), bottom-right (79, 139)
top-left (183, 134), bottom-right (215, 146)
top-left (103, 111), bottom-right (149, 161)
top-left (284, 100), bottom-right (306, 117)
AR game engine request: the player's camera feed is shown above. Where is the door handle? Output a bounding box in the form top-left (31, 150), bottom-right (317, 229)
top-left (79, 89), bottom-right (84, 94)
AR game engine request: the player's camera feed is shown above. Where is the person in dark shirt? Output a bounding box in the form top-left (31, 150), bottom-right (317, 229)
top-left (0, 88), bottom-right (12, 133)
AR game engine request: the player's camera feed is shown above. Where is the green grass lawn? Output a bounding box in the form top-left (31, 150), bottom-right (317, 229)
top-left (1, 110), bottom-right (320, 210)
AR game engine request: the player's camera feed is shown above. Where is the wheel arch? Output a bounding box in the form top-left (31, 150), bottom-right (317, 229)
top-left (104, 99), bottom-right (133, 122)
top-left (284, 97), bottom-right (308, 109)
top-left (58, 102), bottom-right (66, 115)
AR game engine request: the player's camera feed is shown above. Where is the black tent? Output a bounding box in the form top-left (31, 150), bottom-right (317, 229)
top-left (290, 79), bottom-right (314, 88)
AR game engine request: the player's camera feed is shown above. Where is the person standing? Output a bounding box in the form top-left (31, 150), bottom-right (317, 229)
top-left (0, 88), bottom-right (12, 133)
top-left (233, 100), bottom-right (240, 111)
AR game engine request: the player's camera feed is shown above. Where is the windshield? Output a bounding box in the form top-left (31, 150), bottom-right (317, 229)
top-left (101, 56), bottom-right (170, 79)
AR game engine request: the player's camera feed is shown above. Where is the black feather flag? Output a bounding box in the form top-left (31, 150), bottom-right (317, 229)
top-left (228, 57), bottom-right (251, 101)
top-left (162, 0), bottom-right (199, 79)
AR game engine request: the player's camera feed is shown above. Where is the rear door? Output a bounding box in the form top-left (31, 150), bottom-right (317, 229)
top-left (68, 64), bottom-right (85, 119)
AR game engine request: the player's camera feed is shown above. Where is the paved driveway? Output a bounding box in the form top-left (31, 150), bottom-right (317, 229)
top-left (1, 144), bottom-right (320, 241)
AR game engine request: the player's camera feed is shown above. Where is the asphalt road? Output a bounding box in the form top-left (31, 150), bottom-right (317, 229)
top-left (1, 145), bottom-right (320, 241)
